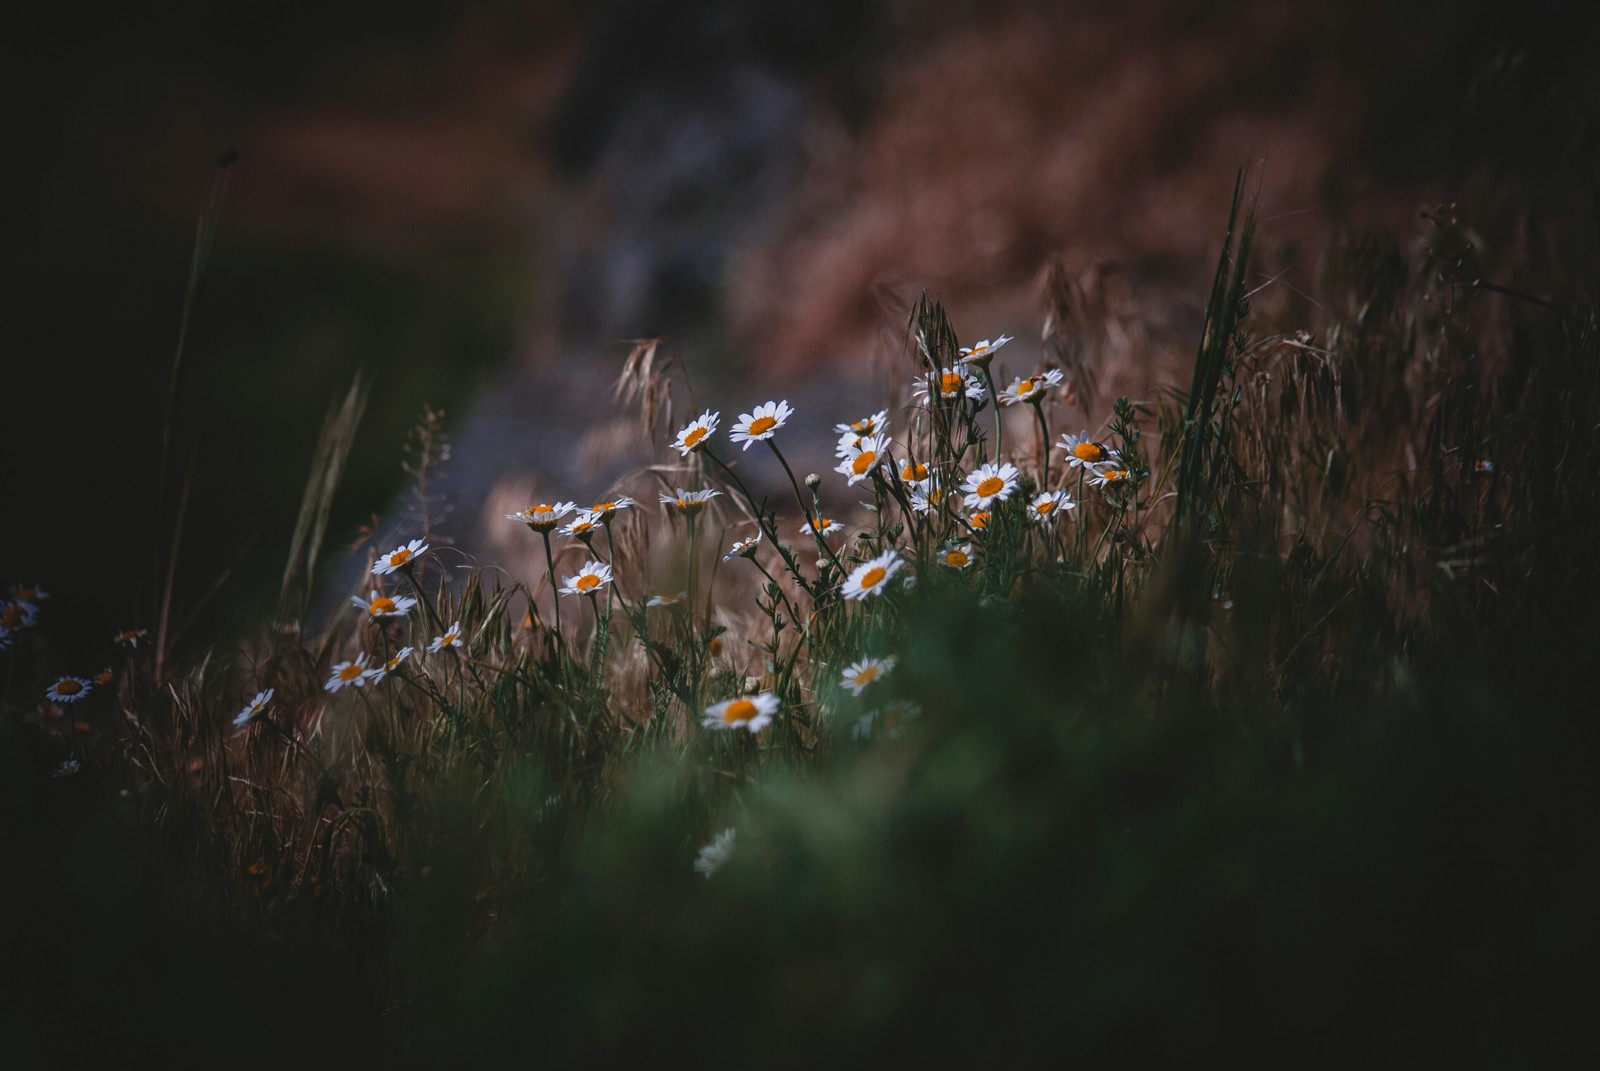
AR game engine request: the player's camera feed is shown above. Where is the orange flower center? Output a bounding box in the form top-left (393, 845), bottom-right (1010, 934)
top-left (56, 679), bottom-right (83, 695)
top-left (339, 664), bottom-right (364, 681)
top-left (593, 502), bottom-right (616, 513)
top-left (1017, 378), bottom-right (1036, 395)
top-left (1073, 442), bottom-right (1105, 462)
top-left (370, 597), bottom-right (397, 614)
top-left (722, 698), bottom-right (757, 724)
top-left (1103, 470), bottom-right (1129, 482)
top-left (747, 415), bottom-right (777, 435)
top-left (859, 566), bottom-right (887, 590)
top-left (972, 512), bottom-right (991, 529)
top-left (852, 418), bottom-right (874, 432)
top-left (902, 462), bottom-right (928, 481)
top-left (390, 549), bottom-right (412, 566)
top-left (939, 372), bottom-right (962, 395)
top-left (95, 670), bottom-right (113, 684)
top-left (945, 549), bottom-right (969, 567)
top-left (854, 666), bottom-right (881, 685)
top-left (1036, 500), bottom-right (1056, 515)
top-left (576, 574), bottom-right (601, 592)
top-left (976, 476), bottom-right (1004, 498)
top-left (532, 503), bottom-right (554, 513)
top-left (851, 450), bottom-right (877, 475)
top-left (683, 426), bottom-right (708, 448)
top-left (812, 517), bottom-right (832, 531)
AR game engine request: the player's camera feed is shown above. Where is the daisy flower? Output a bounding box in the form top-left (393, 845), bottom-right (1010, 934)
top-left (2, 601), bottom-right (39, 631)
top-left (428, 621), bottom-right (465, 653)
top-left (372, 539), bottom-right (429, 575)
top-left (835, 433), bottom-right (890, 486)
top-left (113, 627), bottom-right (149, 649)
top-left (1088, 466), bottom-right (1133, 488)
top-left (588, 496), bottom-right (636, 522)
top-left (233, 688), bottom-right (274, 728)
top-left (45, 677), bottom-right (92, 703)
top-left (728, 400), bottom-right (793, 450)
top-left (898, 459), bottom-right (931, 484)
top-left (968, 510), bottom-right (993, 532)
top-left (560, 560), bottom-right (614, 597)
top-left (367, 646), bottom-right (415, 684)
top-left (647, 592), bottom-right (686, 608)
top-left (909, 482), bottom-right (946, 514)
top-left (941, 542), bottom-right (975, 570)
top-left (800, 515), bottom-right (844, 537)
top-left (841, 656), bottom-right (896, 696)
top-left (562, 510), bottom-right (603, 540)
top-left (507, 502), bottom-right (577, 533)
top-left (960, 462), bottom-right (1021, 510)
top-left (841, 550), bottom-right (905, 601)
top-left (693, 828), bottom-right (737, 879)
top-left (702, 691), bottom-right (779, 732)
top-left (956, 335), bottom-right (1013, 367)
top-left (1028, 490), bottom-right (1076, 523)
top-left (834, 409), bottom-right (888, 437)
top-left (326, 653), bottom-right (373, 692)
top-left (93, 667), bottom-right (114, 686)
top-left (670, 410), bottom-right (720, 456)
top-left (912, 367), bottom-right (986, 404)
top-left (723, 533), bottom-right (763, 561)
top-left (999, 369), bottom-right (1065, 406)
top-left (1057, 430), bottom-right (1118, 470)
top-left (351, 590), bottom-right (418, 619)
top-left (660, 487), bottom-right (722, 515)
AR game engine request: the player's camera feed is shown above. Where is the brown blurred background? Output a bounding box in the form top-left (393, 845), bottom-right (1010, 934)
top-left (5, 0), bottom-right (1596, 653)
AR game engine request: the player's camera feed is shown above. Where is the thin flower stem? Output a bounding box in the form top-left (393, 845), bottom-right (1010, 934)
top-left (982, 366), bottom-right (1004, 460)
top-left (540, 531), bottom-right (563, 645)
top-left (1032, 400), bottom-right (1051, 491)
top-left (766, 439), bottom-right (848, 581)
top-left (704, 449), bottom-right (815, 598)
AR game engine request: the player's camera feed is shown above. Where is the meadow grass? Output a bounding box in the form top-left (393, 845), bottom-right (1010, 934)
top-left (4, 182), bottom-right (1597, 1064)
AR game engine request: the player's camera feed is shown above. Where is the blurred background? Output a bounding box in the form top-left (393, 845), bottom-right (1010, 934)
top-left (5, 0), bottom-right (1597, 655)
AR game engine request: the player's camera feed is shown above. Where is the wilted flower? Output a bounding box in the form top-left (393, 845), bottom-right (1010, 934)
top-left (670, 410), bottom-right (720, 456)
top-left (729, 400), bottom-right (794, 450)
top-left (351, 590), bottom-right (418, 619)
top-left (703, 691), bottom-right (779, 732)
top-left (372, 539), bottom-right (429, 575)
top-left (960, 462), bottom-right (1021, 510)
top-left (841, 656), bottom-right (896, 696)
top-left (841, 550), bottom-right (905, 601)
top-left (693, 828), bottom-right (737, 879)
top-left (233, 688), bottom-right (274, 728)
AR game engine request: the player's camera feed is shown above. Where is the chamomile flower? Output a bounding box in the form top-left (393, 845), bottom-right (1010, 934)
top-left (562, 510), bottom-right (603, 540)
top-left (909, 482), bottom-right (946, 514)
top-left (588, 497), bottom-right (636, 522)
top-left (366, 647), bottom-right (414, 684)
top-left (723, 533), bottom-right (763, 561)
top-left (841, 550), bottom-right (905, 601)
top-left (693, 828), bottom-right (737, 879)
top-left (325, 653), bottom-right (373, 692)
top-left (967, 510), bottom-right (993, 532)
top-left (508, 502), bottom-right (577, 533)
top-left (233, 688), bottom-right (274, 728)
top-left (840, 656), bottom-right (896, 696)
top-left (428, 621), bottom-right (465, 653)
top-left (113, 627), bottom-right (149, 649)
top-left (941, 542), bottom-right (975, 569)
top-left (45, 677), bottom-right (92, 703)
top-left (835, 433), bottom-right (890, 486)
top-left (999, 369), bottom-right (1065, 406)
top-left (800, 515), bottom-right (844, 537)
top-left (1, 600), bottom-right (39, 631)
top-left (647, 592), bottom-right (686, 608)
top-left (1028, 490), bottom-right (1076, 523)
top-left (670, 410), bottom-right (720, 456)
top-left (702, 691), bottom-right (779, 732)
top-left (659, 487), bottom-right (722, 515)
top-left (898, 459), bottom-right (931, 485)
top-left (956, 335), bottom-right (1013, 367)
top-left (351, 590), bottom-right (418, 619)
top-left (912, 366), bottom-right (986, 404)
top-left (728, 400), bottom-right (793, 449)
top-left (372, 539), bottom-right (429, 575)
top-left (834, 410), bottom-right (888, 456)
top-left (1057, 430), bottom-right (1118, 469)
top-left (560, 560), bottom-right (614, 597)
top-left (960, 462), bottom-right (1021, 510)
top-left (1088, 466), bottom-right (1133, 488)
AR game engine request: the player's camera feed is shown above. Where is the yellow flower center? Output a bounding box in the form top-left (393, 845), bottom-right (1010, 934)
top-left (939, 372), bottom-right (962, 395)
top-left (945, 549), bottom-right (969, 567)
top-left (1103, 469), bottom-right (1129, 482)
top-left (1017, 378), bottom-right (1036, 395)
top-left (976, 476), bottom-right (1004, 498)
top-left (370, 597), bottom-right (397, 615)
top-left (576, 574), bottom-right (601, 592)
top-left (56, 679), bottom-right (83, 696)
top-left (851, 450), bottom-right (877, 475)
top-left (812, 517), bottom-right (832, 531)
top-left (902, 462), bottom-right (928, 481)
top-left (532, 503), bottom-right (554, 513)
top-left (854, 666), bottom-right (881, 685)
top-left (339, 663), bottom-right (364, 681)
top-left (443, 632), bottom-right (459, 644)
top-left (722, 698), bottom-right (757, 724)
top-left (852, 418), bottom-right (874, 432)
top-left (747, 415), bottom-right (778, 435)
top-left (859, 566), bottom-right (887, 590)
top-left (1073, 442), bottom-right (1105, 463)
top-left (572, 521), bottom-right (594, 534)
top-left (390, 548), bottom-right (412, 566)
top-left (1036, 500), bottom-right (1056, 515)
top-left (386, 655), bottom-right (403, 670)
top-left (683, 427), bottom-right (708, 449)
top-left (972, 512), bottom-right (991, 529)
